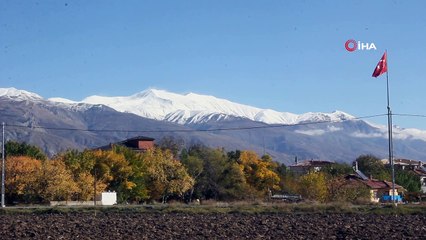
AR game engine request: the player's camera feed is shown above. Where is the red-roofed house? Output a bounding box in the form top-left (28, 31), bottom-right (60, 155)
top-left (345, 174), bottom-right (405, 203)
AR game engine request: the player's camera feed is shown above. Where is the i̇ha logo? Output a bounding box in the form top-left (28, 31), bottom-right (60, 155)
top-left (345, 39), bottom-right (377, 52)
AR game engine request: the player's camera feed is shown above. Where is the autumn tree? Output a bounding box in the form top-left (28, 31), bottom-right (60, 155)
top-left (297, 171), bottom-right (328, 202)
top-left (143, 148), bottom-right (194, 203)
top-left (326, 176), bottom-right (370, 203)
top-left (91, 150), bottom-right (135, 202)
top-left (238, 151), bottom-right (281, 196)
top-left (33, 160), bottom-right (78, 202)
top-left (112, 145), bottom-right (149, 202)
top-left (58, 150), bottom-right (106, 201)
top-left (5, 156), bottom-right (41, 203)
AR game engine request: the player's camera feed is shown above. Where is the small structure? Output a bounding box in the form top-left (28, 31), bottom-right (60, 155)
top-left (96, 136), bottom-right (155, 152)
top-left (270, 194), bottom-right (302, 203)
top-left (96, 192), bottom-right (117, 206)
top-left (50, 192), bottom-right (117, 206)
top-left (345, 174), bottom-right (405, 203)
top-left (289, 159), bottom-right (334, 175)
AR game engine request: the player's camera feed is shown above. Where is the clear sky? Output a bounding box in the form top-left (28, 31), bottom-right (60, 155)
top-left (1, 0), bottom-right (426, 129)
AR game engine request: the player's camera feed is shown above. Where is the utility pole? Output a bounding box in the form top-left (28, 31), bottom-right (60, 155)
top-left (1, 122), bottom-right (5, 207)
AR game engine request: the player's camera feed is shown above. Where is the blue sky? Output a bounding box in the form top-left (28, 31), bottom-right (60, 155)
top-left (1, 0), bottom-right (426, 129)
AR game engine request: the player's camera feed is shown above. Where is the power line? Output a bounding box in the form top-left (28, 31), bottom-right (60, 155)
top-left (392, 113), bottom-right (426, 118)
top-left (4, 113), bottom-right (388, 134)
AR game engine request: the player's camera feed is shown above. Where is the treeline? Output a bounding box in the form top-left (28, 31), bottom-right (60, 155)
top-left (2, 141), bottom-right (422, 204)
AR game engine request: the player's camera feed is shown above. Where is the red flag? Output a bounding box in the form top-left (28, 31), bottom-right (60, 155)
top-left (372, 52), bottom-right (387, 77)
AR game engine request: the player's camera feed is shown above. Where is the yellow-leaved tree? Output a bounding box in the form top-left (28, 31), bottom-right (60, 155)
top-left (297, 171), bottom-right (328, 202)
top-left (33, 160), bottom-right (78, 202)
top-left (5, 156), bottom-right (41, 203)
top-left (143, 148), bottom-right (194, 203)
top-left (238, 151), bottom-right (281, 196)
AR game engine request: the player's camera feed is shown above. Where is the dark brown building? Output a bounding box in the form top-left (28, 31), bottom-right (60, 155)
top-left (96, 136), bottom-right (155, 152)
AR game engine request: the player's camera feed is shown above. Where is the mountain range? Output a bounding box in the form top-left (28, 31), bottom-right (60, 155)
top-left (1, 87), bottom-right (426, 165)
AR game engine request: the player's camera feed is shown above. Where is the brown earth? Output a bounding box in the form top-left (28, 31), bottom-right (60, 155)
top-left (0, 212), bottom-right (425, 239)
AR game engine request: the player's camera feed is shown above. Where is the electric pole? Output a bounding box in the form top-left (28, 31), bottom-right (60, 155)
top-left (1, 122), bottom-right (5, 207)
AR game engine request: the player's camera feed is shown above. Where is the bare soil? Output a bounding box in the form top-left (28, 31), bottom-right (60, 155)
top-left (0, 212), bottom-right (425, 239)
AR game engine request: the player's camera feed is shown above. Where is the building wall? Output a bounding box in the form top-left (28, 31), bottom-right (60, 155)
top-left (138, 140), bottom-right (154, 150)
top-left (421, 176), bottom-right (426, 193)
top-left (370, 190), bottom-right (380, 203)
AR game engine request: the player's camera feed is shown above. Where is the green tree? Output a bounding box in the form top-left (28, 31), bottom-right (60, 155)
top-left (356, 154), bottom-right (390, 180)
top-left (5, 141), bottom-right (46, 160)
top-left (321, 163), bottom-right (354, 177)
top-left (180, 154), bottom-right (204, 202)
top-left (183, 145), bottom-right (228, 200)
top-left (395, 169), bottom-right (421, 192)
top-left (113, 145), bottom-right (149, 202)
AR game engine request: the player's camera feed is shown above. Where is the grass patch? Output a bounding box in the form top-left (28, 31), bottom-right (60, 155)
top-left (0, 202), bottom-right (425, 215)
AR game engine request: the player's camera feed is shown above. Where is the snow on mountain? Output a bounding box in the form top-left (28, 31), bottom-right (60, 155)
top-left (0, 87), bottom-right (43, 101)
top-left (48, 97), bottom-right (77, 104)
top-left (79, 89), bottom-right (354, 125)
top-left (4, 87), bottom-right (426, 144)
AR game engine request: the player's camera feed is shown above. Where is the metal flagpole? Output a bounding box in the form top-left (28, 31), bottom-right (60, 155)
top-left (1, 122), bottom-right (5, 207)
top-left (385, 50), bottom-right (396, 205)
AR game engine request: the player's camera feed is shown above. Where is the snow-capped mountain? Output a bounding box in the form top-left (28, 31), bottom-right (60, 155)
top-left (3, 87), bottom-right (426, 163)
top-left (50, 88), bottom-right (355, 125)
top-left (0, 87), bottom-right (43, 101)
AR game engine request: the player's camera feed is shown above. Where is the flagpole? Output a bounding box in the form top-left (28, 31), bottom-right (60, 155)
top-left (385, 50), bottom-right (396, 205)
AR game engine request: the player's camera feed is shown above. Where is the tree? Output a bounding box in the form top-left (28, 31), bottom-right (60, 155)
top-left (219, 162), bottom-right (250, 200)
top-left (327, 176), bottom-right (370, 203)
top-left (113, 145), bottom-right (149, 203)
top-left (33, 160), bottom-right (78, 202)
top-left (5, 156), bottom-right (41, 203)
top-left (143, 148), bottom-right (194, 203)
top-left (238, 151), bottom-right (281, 196)
top-left (321, 163), bottom-right (354, 177)
top-left (5, 141), bottom-right (46, 160)
top-left (356, 155), bottom-right (390, 180)
top-left (183, 145), bottom-right (228, 200)
top-left (297, 171), bottom-right (328, 202)
top-left (57, 150), bottom-right (105, 201)
top-left (91, 150), bottom-right (135, 202)
top-left (395, 169), bottom-right (421, 193)
top-left (157, 136), bottom-right (184, 158)
top-left (180, 154), bottom-right (204, 202)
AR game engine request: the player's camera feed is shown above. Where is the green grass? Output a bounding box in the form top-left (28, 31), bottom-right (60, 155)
top-left (0, 202), bottom-right (425, 215)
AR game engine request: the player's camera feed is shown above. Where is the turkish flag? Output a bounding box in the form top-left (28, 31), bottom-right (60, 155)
top-left (372, 52), bottom-right (387, 77)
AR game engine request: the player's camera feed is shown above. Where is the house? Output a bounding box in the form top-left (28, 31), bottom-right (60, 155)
top-left (381, 158), bottom-right (425, 171)
top-left (412, 168), bottom-right (426, 193)
top-left (289, 159), bottom-right (334, 175)
top-left (345, 174), bottom-right (405, 203)
top-left (96, 136), bottom-right (155, 152)
top-left (381, 158), bottom-right (426, 193)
